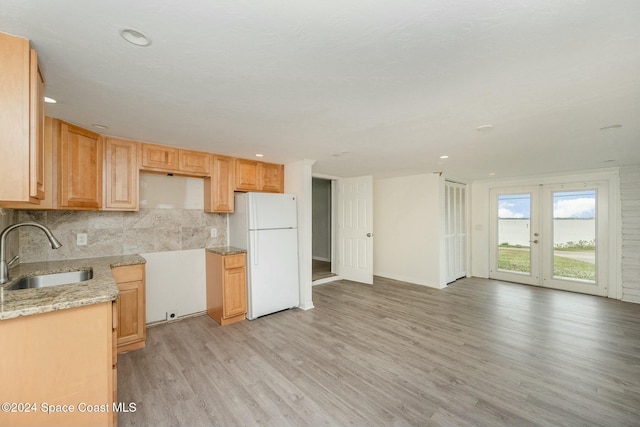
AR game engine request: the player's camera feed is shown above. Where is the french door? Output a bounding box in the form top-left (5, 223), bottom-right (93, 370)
top-left (490, 182), bottom-right (608, 296)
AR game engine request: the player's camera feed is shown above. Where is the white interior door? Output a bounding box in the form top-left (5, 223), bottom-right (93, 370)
top-left (445, 181), bottom-right (467, 283)
top-left (337, 176), bottom-right (373, 284)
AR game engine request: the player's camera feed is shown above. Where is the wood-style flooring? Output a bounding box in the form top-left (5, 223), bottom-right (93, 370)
top-left (118, 276), bottom-right (640, 426)
top-left (312, 259), bottom-right (335, 281)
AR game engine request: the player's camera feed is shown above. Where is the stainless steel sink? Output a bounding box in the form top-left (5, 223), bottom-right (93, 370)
top-left (7, 269), bottom-right (93, 290)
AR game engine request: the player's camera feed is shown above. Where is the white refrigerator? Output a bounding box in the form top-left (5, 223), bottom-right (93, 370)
top-left (229, 192), bottom-right (300, 320)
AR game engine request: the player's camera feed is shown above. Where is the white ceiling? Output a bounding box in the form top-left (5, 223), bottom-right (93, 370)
top-left (1, 0), bottom-right (639, 180)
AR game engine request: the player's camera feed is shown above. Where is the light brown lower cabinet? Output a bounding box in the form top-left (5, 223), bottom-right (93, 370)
top-left (0, 302), bottom-right (116, 427)
top-left (206, 251), bottom-right (247, 326)
top-left (112, 264), bottom-right (146, 354)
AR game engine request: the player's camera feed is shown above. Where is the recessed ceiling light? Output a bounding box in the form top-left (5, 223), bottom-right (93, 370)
top-left (119, 28), bottom-right (152, 47)
top-left (255, 154), bottom-right (264, 157)
top-left (92, 124), bottom-right (109, 130)
top-left (600, 124), bottom-right (622, 131)
top-left (440, 155), bottom-right (449, 159)
top-left (476, 124), bottom-right (494, 131)
top-left (489, 172), bottom-right (496, 176)
top-left (44, 96), bottom-right (57, 104)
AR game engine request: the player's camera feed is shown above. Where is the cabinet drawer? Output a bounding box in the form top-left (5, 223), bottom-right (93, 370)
top-left (112, 264), bottom-right (144, 283)
top-left (224, 254), bottom-right (246, 269)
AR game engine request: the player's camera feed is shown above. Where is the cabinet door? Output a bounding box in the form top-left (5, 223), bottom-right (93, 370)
top-left (204, 155), bottom-right (234, 212)
top-left (0, 303), bottom-right (114, 427)
top-left (0, 33), bottom-right (44, 205)
top-left (141, 143), bottom-right (179, 171)
top-left (235, 158), bottom-right (259, 191)
top-left (260, 162), bottom-right (284, 193)
top-left (104, 138), bottom-right (139, 211)
top-left (29, 49), bottom-right (45, 200)
top-left (113, 264), bottom-right (146, 353)
top-left (179, 149), bottom-right (210, 175)
top-left (116, 280), bottom-right (145, 347)
top-left (58, 122), bottom-right (103, 209)
top-left (223, 266), bottom-right (247, 319)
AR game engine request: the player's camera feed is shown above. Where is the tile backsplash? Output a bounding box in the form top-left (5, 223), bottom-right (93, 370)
top-left (18, 208), bottom-right (227, 263)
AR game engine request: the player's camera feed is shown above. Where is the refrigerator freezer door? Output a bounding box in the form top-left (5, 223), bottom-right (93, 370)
top-left (248, 193), bottom-right (297, 230)
top-left (247, 228), bottom-right (300, 319)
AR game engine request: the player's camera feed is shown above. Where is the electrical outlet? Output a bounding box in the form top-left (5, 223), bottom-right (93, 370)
top-left (210, 228), bottom-right (217, 238)
top-left (77, 233), bottom-right (88, 246)
top-left (166, 310), bottom-right (178, 321)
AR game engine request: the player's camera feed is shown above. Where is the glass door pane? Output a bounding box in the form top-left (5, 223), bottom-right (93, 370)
top-left (542, 182), bottom-right (607, 296)
top-left (490, 187), bottom-right (540, 286)
top-left (552, 190), bottom-right (596, 282)
top-left (497, 193), bottom-right (532, 274)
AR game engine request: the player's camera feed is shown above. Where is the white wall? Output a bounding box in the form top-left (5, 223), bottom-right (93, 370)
top-left (373, 173), bottom-right (446, 288)
top-left (142, 248), bottom-right (206, 323)
top-left (620, 165), bottom-right (640, 303)
top-left (138, 174), bottom-right (215, 322)
top-left (139, 173), bottom-right (205, 209)
top-left (285, 159), bottom-right (315, 310)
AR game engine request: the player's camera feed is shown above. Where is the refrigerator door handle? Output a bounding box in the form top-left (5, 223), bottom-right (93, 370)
top-left (252, 230), bottom-right (259, 265)
top-left (251, 196), bottom-right (258, 231)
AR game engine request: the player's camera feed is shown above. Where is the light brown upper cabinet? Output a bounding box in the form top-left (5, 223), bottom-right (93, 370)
top-left (204, 155), bottom-right (235, 213)
top-left (140, 142), bottom-right (179, 171)
top-left (104, 138), bottom-right (139, 211)
top-left (260, 162), bottom-right (284, 193)
top-left (58, 122), bottom-right (103, 209)
top-left (235, 159), bottom-right (260, 191)
top-left (0, 32), bottom-right (46, 205)
top-left (179, 149), bottom-right (211, 175)
top-left (235, 158), bottom-right (284, 193)
top-left (141, 143), bottom-right (210, 176)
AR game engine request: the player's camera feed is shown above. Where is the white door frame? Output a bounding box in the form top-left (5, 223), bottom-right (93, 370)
top-left (312, 173), bottom-right (341, 285)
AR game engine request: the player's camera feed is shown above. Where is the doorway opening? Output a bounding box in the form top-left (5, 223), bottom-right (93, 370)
top-left (312, 177), bottom-right (337, 283)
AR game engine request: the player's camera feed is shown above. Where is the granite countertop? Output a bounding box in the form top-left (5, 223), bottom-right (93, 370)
top-left (206, 246), bottom-right (247, 256)
top-left (0, 254), bottom-right (146, 321)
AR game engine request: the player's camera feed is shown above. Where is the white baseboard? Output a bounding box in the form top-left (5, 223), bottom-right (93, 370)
top-left (312, 256), bottom-right (331, 262)
top-left (374, 273), bottom-right (447, 289)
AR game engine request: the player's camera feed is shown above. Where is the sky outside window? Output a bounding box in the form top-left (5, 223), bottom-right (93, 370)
top-left (553, 190), bottom-right (596, 219)
top-left (498, 190), bottom-right (596, 219)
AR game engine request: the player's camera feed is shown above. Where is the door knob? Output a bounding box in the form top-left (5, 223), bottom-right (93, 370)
top-left (530, 239), bottom-right (538, 244)
top-left (367, 233), bottom-right (372, 237)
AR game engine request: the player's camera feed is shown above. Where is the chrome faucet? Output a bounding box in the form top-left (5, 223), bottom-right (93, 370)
top-left (0, 222), bottom-right (62, 284)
